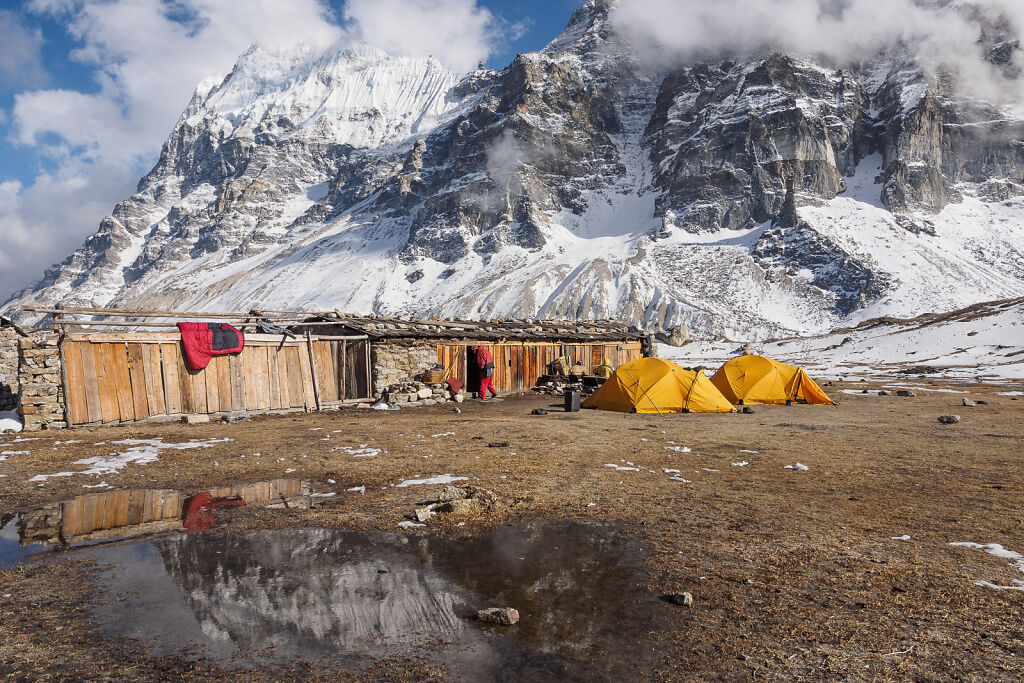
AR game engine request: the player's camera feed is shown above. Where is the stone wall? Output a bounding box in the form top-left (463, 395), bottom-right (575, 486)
top-left (371, 341), bottom-right (438, 396)
top-left (0, 327), bottom-right (19, 412)
top-left (17, 333), bottom-right (66, 431)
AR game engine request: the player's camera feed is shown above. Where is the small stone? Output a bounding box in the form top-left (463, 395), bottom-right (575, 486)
top-left (664, 592), bottom-right (693, 607)
top-left (962, 398), bottom-right (976, 407)
top-left (488, 441), bottom-right (510, 448)
top-left (877, 390), bottom-right (890, 396)
top-left (742, 406), bottom-right (756, 414)
top-left (531, 408), bottom-right (548, 415)
top-left (221, 412), bottom-right (250, 423)
top-left (414, 507), bottom-right (433, 523)
top-left (454, 393), bottom-right (465, 404)
top-left (181, 414), bottom-right (210, 425)
top-left (477, 607), bottom-right (519, 625)
top-left (896, 390), bottom-right (916, 397)
top-left (438, 485), bottom-right (467, 502)
top-left (937, 414), bottom-right (960, 424)
top-left (356, 403), bottom-right (370, 409)
top-left (416, 387), bottom-right (433, 400)
top-left (453, 407), bottom-right (461, 413)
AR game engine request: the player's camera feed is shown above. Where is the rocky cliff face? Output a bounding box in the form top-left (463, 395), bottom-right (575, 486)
top-left (4, 0), bottom-right (1024, 340)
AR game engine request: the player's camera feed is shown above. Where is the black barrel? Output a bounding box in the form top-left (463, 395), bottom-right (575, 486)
top-left (564, 389), bottom-right (581, 412)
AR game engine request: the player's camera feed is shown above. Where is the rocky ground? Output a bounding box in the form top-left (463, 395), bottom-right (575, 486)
top-left (1, 379), bottom-right (1022, 680)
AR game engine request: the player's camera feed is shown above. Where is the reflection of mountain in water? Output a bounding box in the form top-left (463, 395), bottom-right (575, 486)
top-left (142, 521), bottom-right (659, 679)
top-left (158, 529), bottom-right (473, 658)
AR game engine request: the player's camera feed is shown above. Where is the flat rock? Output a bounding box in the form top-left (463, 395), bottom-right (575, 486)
top-left (938, 414), bottom-right (961, 424)
top-left (742, 406), bottom-right (756, 414)
top-left (962, 398), bottom-right (976, 407)
top-left (477, 607), bottom-right (519, 625)
top-left (414, 507), bottom-right (434, 523)
top-left (896, 390), bottom-right (916, 397)
top-left (181, 414), bottom-right (210, 425)
top-left (416, 388), bottom-right (433, 400)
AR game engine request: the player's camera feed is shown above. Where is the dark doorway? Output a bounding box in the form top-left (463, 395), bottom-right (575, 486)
top-left (465, 346), bottom-right (481, 397)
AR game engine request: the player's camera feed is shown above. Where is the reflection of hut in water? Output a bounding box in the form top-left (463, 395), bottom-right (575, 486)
top-left (15, 479), bottom-right (311, 547)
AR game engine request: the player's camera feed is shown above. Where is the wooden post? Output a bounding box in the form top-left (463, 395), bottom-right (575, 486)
top-left (339, 340), bottom-right (347, 401)
top-left (305, 331), bottom-right (322, 412)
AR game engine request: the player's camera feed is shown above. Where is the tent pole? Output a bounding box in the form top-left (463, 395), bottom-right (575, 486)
top-left (624, 369), bottom-right (662, 415)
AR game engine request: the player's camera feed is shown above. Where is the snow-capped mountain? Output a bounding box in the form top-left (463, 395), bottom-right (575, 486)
top-left (4, 0), bottom-right (1024, 340)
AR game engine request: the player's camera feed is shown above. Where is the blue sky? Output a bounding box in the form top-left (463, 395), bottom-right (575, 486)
top-left (0, 0), bottom-right (582, 301)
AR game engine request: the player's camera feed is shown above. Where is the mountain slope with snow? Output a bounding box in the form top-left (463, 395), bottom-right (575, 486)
top-left (4, 0), bottom-right (1024, 340)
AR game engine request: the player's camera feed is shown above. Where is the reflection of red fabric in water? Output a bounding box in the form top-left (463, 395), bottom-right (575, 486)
top-left (182, 491), bottom-right (245, 532)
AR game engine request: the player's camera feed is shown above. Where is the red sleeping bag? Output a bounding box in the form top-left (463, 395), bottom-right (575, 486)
top-left (177, 322), bottom-right (245, 371)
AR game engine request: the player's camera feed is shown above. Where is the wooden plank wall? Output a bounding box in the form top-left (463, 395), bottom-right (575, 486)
top-left (438, 341), bottom-right (643, 393)
top-left (62, 336), bottom-right (371, 426)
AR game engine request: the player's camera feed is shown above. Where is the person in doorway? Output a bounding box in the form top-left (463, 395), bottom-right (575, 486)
top-left (472, 345), bottom-right (499, 400)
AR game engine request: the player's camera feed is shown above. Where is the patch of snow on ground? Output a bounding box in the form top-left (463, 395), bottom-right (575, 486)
top-left (785, 463), bottom-right (810, 471)
top-left (890, 535), bottom-right (911, 541)
top-left (605, 463), bottom-right (641, 471)
top-left (949, 541), bottom-right (1024, 591)
top-left (32, 438), bottom-right (230, 479)
top-left (0, 411), bottom-right (22, 433)
top-left (731, 461), bottom-right (749, 467)
top-left (665, 446), bottom-right (692, 453)
top-left (397, 521), bottom-right (426, 528)
top-left (347, 485), bottom-right (366, 494)
top-left (333, 446), bottom-right (383, 457)
top-left (393, 474), bottom-right (468, 487)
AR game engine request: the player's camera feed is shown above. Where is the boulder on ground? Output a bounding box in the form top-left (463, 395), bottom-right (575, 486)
top-left (663, 592), bottom-right (693, 607)
top-left (938, 414), bottom-right (960, 424)
top-left (438, 486), bottom-right (467, 502)
top-left (962, 398), bottom-right (976, 407)
top-left (896, 390), bottom-right (916, 397)
top-left (181, 414), bottom-right (209, 425)
top-left (437, 498), bottom-right (479, 515)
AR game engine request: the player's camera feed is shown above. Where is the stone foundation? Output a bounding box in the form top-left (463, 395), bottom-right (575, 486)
top-left (0, 329), bottom-right (67, 431)
top-left (0, 326), bottom-right (19, 412)
top-left (371, 341), bottom-right (438, 396)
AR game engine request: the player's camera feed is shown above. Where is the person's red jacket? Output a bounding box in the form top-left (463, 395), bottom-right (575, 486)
top-left (475, 346), bottom-right (493, 369)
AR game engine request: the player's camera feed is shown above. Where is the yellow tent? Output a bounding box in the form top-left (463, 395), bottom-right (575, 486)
top-left (582, 357), bottom-right (736, 414)
top-left (709, 355), bottom-right (834, 405)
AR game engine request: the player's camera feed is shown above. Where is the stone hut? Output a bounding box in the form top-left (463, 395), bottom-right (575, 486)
top-left (290, 314), bottom-right (647, 397)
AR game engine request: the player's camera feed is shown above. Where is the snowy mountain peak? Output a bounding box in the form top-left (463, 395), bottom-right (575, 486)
top-left (4, 5), bottom-right (1024, 341)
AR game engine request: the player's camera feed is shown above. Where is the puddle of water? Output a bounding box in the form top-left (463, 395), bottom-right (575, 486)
top-left (6, 520), bottom-right (666, 679)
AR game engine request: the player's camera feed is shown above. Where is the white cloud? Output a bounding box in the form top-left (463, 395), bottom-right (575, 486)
top-left (612, 0), bottom-right (1024, 103)
top-left (344, 0), bottom-right (515, 73)
top-left (0, 9), bottom-right (47, 89)
top-left (0, 167), bottom-right (138, 298)
top-left (1, 0), bottom-right (516, 301)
